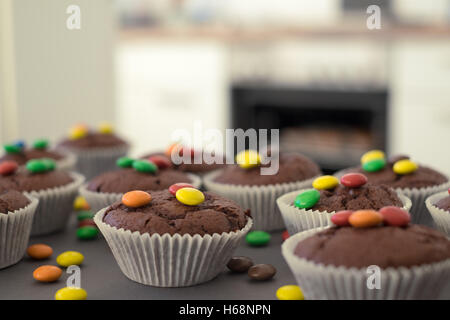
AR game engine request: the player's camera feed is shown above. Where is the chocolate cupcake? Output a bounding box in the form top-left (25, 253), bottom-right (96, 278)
top-left (94, 188), bottom-right (252, 287)
top-left (426, 189), bottom-right (450, 235)
top-left (0, 159), bottom-right (84, 235)
top-left (204, 151), bottom-right (321, 231)
top-left (57, 123), bottom-right (129, 179)
top-left (79, 157), bottom-right (201, 212)
top-left (0, 189), bottom-right (39, 269)
top-left (277, 173), bottom-right (411, 234)
top-left (336, 151), bottom-right (449, 225)
top-left (282, 207), bottom-right (450, 299)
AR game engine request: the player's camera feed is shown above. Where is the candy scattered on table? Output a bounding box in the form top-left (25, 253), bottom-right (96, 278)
top-left (330, 210), bottom-right (353, 226)
top-left (282, 230), bottom-right (290, 241)
top-left (235, 150), bottom-right (261, 169)
top-left (78, 219), bottom-right (96, 228)
top-left (69, 124), bottom-right (88, 140)
top-left (33, 265), bottom-right (62, 283)
top-left (248, 264), bottom-right (276, 281)
top-left (55, 287), bottom-right (87, 300)
top-left (148, 155), bottom-right (172, 169)
top-left (116, 156), bottom-right (135, 168)
top-left (360, 150), bottom-right (385, 164)
top-left (246, 231), bottom-right (271, 247)
top-left (294, 189), bottom-right (320, 209)
top-left (0, 161), bottom-right (18, 176)
top-left (132, 159), bottom-right (158, 174)
top-left (73, 196), bottom-right (90, 211)
top-left (349, 210), bottom-right (383, 228)
top-left (379, 206), bottom-right (410, 227)
top-left (3, 144), bottom-right (22, 154)
top-left (122, 190), bottom-right (152, 208)
top-left (312, 175), bottom-right (339, 190)
top-left (77, 211), bottom-right (94, 221)
top-left (98, 122), bottom-right (113, 134)
top-left (27, 244), bottom-right (53, 260)
top-left (227, 256), bottom-right (254, 273)
top-left (362, 158), bottom-right (386, 172)
top-left (340, 173), bottom-right (368, 188)
top-left (276, 285), bottom-right (304, 300)
top-left (393, 159), bottom-right (418, 175)
top-left (33, 139), bottom-right (48, 150)
top-left (76, 226), bottom-right (98, 240)
top-left (56, 251), bottom-right (84, 267)
top-left (169, 183), bottom-right (195, 196)
top-left (176, 188), bottom-right (205, 206)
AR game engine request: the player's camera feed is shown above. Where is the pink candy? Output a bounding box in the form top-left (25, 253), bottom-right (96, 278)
top-left (340, 173), bottom-right (368, 188)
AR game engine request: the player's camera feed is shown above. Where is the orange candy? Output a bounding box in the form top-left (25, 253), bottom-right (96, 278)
top-left (27, 244), bottom-right (53, 260)
top-left (349, 210), bottom-right (383, 228)
top-left (33, 265), bottom-right (62, 282)
top-left (122, 190), bottom-right (152, 208)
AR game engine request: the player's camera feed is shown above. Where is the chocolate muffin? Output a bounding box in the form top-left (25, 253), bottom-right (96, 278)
top-left (0, 168), bottom-right (73, 192)
top-left (0, 190), bottom-right (31, 213)
top-left (58, 132), bottom-right (127, 149)
top-left (0, 148), bottom-right (63, 166)
top-left (103, 190), bottom-right (249, 236)
top-left (436, 195), bottom-right (450, 211)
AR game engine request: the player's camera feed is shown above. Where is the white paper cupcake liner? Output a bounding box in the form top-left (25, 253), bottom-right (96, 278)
top-left (0, 196), bottom-right (39, 269)
top-left (25, 172), bottom-right (85, 236)
top-left (94, 208), bottom-right (253, 287)
top-left (282, 227), bottom-right (450, 299)
top-left (79, 173), bottom-right (202, 213)
top-left (426, 191), bottom-right (450, 236)
top-left (203, 170), bottom-right (319, 231)
top-left (277, 189), bottom-right (412, 235)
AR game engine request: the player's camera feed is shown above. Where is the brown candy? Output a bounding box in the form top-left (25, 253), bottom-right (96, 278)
top-left (248, 264), bottom-right (276, 281)
top-left (227, 256), bottom-right (253, 273)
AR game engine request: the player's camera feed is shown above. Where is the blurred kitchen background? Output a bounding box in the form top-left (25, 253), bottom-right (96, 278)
top-left (0, 0), bottom-right (449, 174)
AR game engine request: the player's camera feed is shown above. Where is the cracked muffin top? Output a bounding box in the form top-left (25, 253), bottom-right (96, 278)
top-left (103, 190), bottom-right (249, 236)
top-left (0, 190), bottom-right (31, 214)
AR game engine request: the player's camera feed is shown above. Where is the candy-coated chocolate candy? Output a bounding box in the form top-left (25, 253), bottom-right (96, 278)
top-left (448, 188), bottom-right (450, 195)
top-left (349, 210), bottom-right (383, 228)
top-left (227, 256), bottom-right (253, 273)
top-left (312, 175), bottom-right (339, 190)
top-left (132, 159), bottom-right (158, 174)
top-left (246, 231), bottom-right (271, 246)
top-left (393, 159), bottom-right (418, 175)
top-left (69, 125), bottom-right (88, 140)
top-left (33, 139), bottom-right (48, 150)
top-left (98, 122), bottom-right (113, 134)
top-left (362, 158), bottom-right (386, 172)
top-left (248, 264), bottom-right (276, 281)
top-left (148, 155), bottom-right (172, 169)
top-left (361, 150), bottom-right (385, 164)
top-left (340, 173), bottom-right (368, 188)
top-left (78, 219), bottom-right (96, 228)
top-left (331, 210), bottom-right (353, 226)
top-left (282, 230), bottom-right (290, 241)
top-left (379, 206), bottom-right (411, 227)
top-left (0, 161), bottom-right (18, 176)
top-left (276, 285), bottom-right (304, 300)
top-left (165, 143), bottom-right (181, 157)
top-left (33, 265), bottom-right (62, 282)
top-left (73, 196), bottom-right (90, 211)
top-left (175, 188), bottom-right (205, 206)
top-left (122, 190), bottom-right (152, 208)
top-left (4, 144), bottom-right (21, 154)
top-left (77, 211), bottom-right (94, 221)
top-left (165, 143), bottom-right (193, 158)
top-left (294, 189), bottom-right (320, 209)
top-left (41, 158), bottom-right (56, 171)
top-left (235, 150), bottom-right (261, 169)
top-left (55, 287), bottom-right (87, 300)
top-left (56, 251), bottom-right (84, 267)
top-left (27, 244), bottom-right (53, 260)
top-left (26, 159), bottom-right (47, 173)
top-left (14, 140), bottom-right (25, 148)
top-left (76, 226), bottom-right (98, 240)
top-left (116, 157), bottom-right (134, 168)
top-left (169, 183), bottom-right (195, 196)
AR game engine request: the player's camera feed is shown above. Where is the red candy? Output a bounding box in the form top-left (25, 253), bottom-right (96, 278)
top-left (340, 173), bottom-right (368, 188)
top-left (379, 206), bottom-right (410, 227)
top-left (331, 210), bottom-right (353, 226)
top-left (0, 161), bottom-right (18, 176)
top-left (148, 155), bottom-right (172, 169)
top-left (282, 230), bottom-right (289, 241)
top-left (448, 188), bottom-right (450, 195)
top-left (169, 183), bottom-right (195, 196)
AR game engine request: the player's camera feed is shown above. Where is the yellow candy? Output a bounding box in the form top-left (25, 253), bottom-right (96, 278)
top-left (393, 159), bottom-right (418, 175)
top-left (360, 150), bottom-right (385, 164)
top-left (69, 125), bottom-right (88, 140)
top-left (56, 251), bottom-right (84, 267)
top-left (98, 122), bottom-right (113, 134)
top-left (236, 150), bottom-right (261, 169)
top-left (73, 196), bottom-right (90, 211)
top-left (312, 175), bottom-right (339, 190)
top-left (276, 285), bottom-right (304, 300)
top-left (176, 188), bottom-right (205, 206)
top-left (55, 287), bottom-right (87, 300)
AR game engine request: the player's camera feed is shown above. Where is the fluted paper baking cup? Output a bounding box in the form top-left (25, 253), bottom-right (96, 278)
top-left (277, 189), bottom-right (412, 235)
top-left (203, 170), bottom-right (319, 231)
top-left (0, 196), bottom-right (39, 269)
top-left (282, 227), bottom-right (450, 299)
top-left (426, 191), bottom-right (450, 235)
top-left (26, 172), bottom-right (85, 236)
top-left (94, 208), bottom-right (253, 287)
top-left (80, 173), bottom-right (202, 213)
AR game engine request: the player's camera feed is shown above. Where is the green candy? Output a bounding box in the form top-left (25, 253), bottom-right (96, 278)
top-left (41, 158), bottom-right (56, 171)
top-left (116, 157), bottom-right (134, 168)
top-left (362, 158), bottom-right (386, 172)
top-left (245, 231), bottom-right (271, 247)
top-left (77, 210), bottom-right (94, 221)
top-left (132, 159), bottom-right (157, 174)
top-left (4, 144), bottom-right (22, 154)
top-left (33, 139), bottom-right (48, 149)
top-left (294, 189), bottom-right (320, 209)
top-left (76, 226), bottom-right (98, 240)
top-left (26, 159), bottom-right (47, 173)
